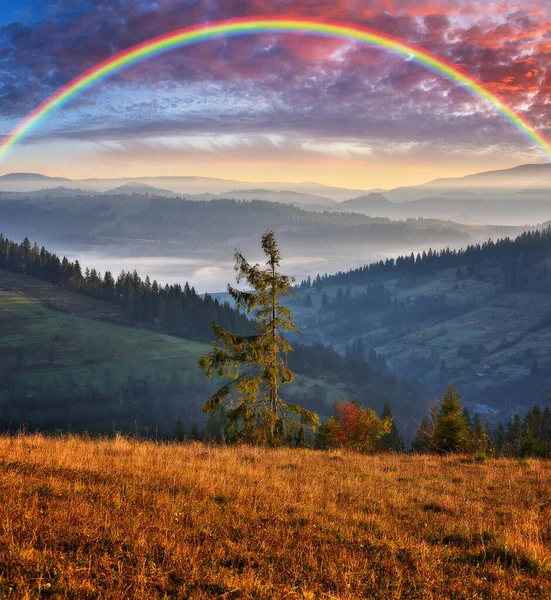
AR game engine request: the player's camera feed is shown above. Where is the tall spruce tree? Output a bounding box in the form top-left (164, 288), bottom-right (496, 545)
top-left (199, 231), bottom-right (319, 444)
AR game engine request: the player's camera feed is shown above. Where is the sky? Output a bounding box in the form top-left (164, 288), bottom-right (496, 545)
top-left (0, 0), bottom-right (550, 189)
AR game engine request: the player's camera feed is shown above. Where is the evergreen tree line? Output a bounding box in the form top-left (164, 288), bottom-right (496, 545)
top-left (169, 385), bottom-right (551, 458)
top-left (322, 281), bottom-right (393, 311)
top-left (412, 384), bottom-right (551, 458)
top-left (301, 227), bottom-right (551, 287)
top-left (0, 234), bottom-right (250, 341)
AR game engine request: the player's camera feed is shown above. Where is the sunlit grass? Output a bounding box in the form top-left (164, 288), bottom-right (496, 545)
top-left (0, 435), bottom-right (550, 598)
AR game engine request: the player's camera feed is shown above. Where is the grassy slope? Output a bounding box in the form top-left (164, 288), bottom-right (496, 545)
top-left (290, 262), bottom-right (551, 403)
top-left (0, 435), bottom-right (550, 599)
top-left (0, 290), bottom-right (207, 390)
top-left (0, 273), bottom-right (344, 421)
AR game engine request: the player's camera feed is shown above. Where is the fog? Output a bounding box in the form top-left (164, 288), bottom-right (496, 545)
top-left (50, 243), bottom-right (440, 294)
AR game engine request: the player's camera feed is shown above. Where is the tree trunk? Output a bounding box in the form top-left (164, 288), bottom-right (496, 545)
top-left (270, 260), bottom-right (277, 438)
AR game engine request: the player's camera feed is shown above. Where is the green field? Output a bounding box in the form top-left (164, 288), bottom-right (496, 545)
top-left (0, 290), bottom-right (208, 389)
top-left (0, 286), bottom-right (344, 430)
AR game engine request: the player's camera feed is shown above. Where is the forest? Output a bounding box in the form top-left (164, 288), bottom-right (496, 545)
top-left (303, 227), bottom-right (551, 287)
top-left (0, 233), bottom-right (250, 341)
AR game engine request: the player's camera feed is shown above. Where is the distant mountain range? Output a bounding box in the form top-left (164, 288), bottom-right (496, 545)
top-left (0, 172), bottom-right (365, 201)
top-left (2, 162), bottom-right (550, 196)
top-left (1, 162), bottom-right (550, 225)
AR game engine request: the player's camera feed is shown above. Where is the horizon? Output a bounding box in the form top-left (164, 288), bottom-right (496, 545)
top-left (1, 160), bottom-right (550, 196)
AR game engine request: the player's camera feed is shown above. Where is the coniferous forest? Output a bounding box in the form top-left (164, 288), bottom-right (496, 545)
top-left (0, 233), bottom-right (250, 340)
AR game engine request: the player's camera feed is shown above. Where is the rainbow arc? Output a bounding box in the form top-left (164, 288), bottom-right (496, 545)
top-left (1, 17), bottom-right (550, 162)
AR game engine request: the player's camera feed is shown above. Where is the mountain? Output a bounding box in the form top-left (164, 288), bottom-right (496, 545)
top-left (385, 163), bottom-right (551, 203)
top-left (3, 162), bottom-right (549, 226)
top-left (0, 172), bottom-right (70, 182)
top-left (290, 226), bottom-right (551, 418)
top-left (0, 172), bottom-right (368, 200)
top-left (0, 184), bottom-right (514, 297)
top-left (337, 193), bottom-right (394, 214)
top-left (330, 190), bottom-right (503, 224)
top-left (105, 182), bottom-right (182, 198)
top-left (0, 173), bottom-right (71, 191)
top-left (3, 162), bottom-right (550, 202)
top-left (211, 188), bottom-right (336, 206)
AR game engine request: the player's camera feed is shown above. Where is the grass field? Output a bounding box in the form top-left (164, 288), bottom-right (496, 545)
top-left (0, 286), bottom-right (343, 424)
top-left (0, 435), bottom-right (549, 599)
top-left (0, 269), bottom-right (127, 325)
top-left (0, 290), bottom-right (208, 390)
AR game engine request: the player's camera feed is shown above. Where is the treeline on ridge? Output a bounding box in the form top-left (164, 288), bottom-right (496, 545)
top-left (302, 226), bottom-right (551, 287)
top-left (0, 233), bottom-right (250, 341)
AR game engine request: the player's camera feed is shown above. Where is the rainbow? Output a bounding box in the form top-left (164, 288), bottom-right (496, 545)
top-left (1, 16), bottom-right (550, 162)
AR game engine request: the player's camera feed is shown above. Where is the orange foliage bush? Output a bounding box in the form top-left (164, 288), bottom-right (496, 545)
top-left (320, 400), bottom-right (392, 452)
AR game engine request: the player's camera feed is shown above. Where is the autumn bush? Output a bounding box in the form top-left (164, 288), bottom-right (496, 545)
top-left (316, 399), bottom-right (391, 451)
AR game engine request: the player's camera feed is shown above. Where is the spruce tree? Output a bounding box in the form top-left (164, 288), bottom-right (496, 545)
top-left (199, 231), bottom-right (320, 445)
top-left (467, 413), bottom-right (492, 455)
top-left (411, 416), bottom-right (432, 453)
top-left (190, 421), bottom-right (202, 441)
top-left (430, 383), bottom-right (468, 453)
top-left (505, 414), bottom-right (522, 456)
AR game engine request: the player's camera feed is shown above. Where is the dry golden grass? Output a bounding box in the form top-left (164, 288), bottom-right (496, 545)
top-left (0, 435), bottom-right (550, 599)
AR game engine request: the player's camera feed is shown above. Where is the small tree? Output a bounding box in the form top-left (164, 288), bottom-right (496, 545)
top-left (190, 421), bottom-right (202, 441)
top-left (466, 413), bottom-right (493, 456)
top-left (317, 399), bottom-right (391, 452)
top-left (378, 402), bottom-right (405, 451)
top-left (411, 396), bottom-right (440, 453)
top-left (431, 383), bottom-right (468, 453)
top-left (199, 231), bottom-right (319, 445)
top-left (411, 416), bottom-right (432, 453)
top-left (174, 417), bottom-right (186, 442)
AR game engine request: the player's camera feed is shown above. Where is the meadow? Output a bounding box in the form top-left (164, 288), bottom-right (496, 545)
top-left (0, 275), bottom-right (342, 428)
top-left (0, 434), bottom-right (549, 599)
top-left (0, 289), bottom-right (207, 390)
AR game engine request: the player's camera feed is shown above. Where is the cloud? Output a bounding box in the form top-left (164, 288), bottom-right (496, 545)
top-left (0, 0), bottom-right (550, 159)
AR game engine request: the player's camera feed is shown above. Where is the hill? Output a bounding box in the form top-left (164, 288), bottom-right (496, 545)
top-left (0, 286), bottom-right (354, 433)
top-left (336, 192), bottom-right (394, 213)
top-left (290, 228), bottom-right (551, 415)
top-left (0, 288), bottom-right (213, 432)
top-left (385, 163), bottom-right (551, 201)
top-left (105, 182), bottom-right (182, 198)
top-left (331, 188), bottom-right (551, 226)
top-left (0, 191), bottom-right (494, 291)
top-left (1, 435), bottom-right (549, 599)
top-left (211, 188), bottom-right (336, 206)
top-left (0, 240), bottom-right (422, 433)
top-left (0, 172), bottom-right (70, 183)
